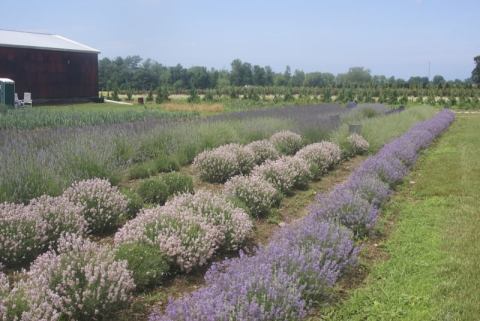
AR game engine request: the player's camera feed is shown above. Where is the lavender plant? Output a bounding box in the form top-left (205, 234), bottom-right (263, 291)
top-left (296, 142), bottom-right (342, 178)
top-left (270, 130), bottom-right (304, 155)
top-left (0, 202), bottom-right (48, 267)
top-left (245, 140), bottom-right (280, 164)
top-left (347, 133), bottom-right (370, 155)
top-left (28, 195), bottom-right (87, 247)
top-left (165, 190), bottom-right (253, 251)
top-left (63, 178), bottom-right (128, 234)
top-left (193, 144), bottom-right (244, 183)
top-left (12, 234), bottom-right (135, 321)
top-left (224, 175), bottom-right (281, 217)
top-left (355, 153), bottom-right (408, 186)
top-left (310, 187), bottom-right (379, 237)
top-left (344, 173), bottom-right (391, 206)
top-left (285, 156), bottom-right (313, 190)
top-left (114, 206), bottom-right (222, 271)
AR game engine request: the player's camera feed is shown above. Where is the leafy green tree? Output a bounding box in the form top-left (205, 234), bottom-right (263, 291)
top-left (291, 70), bottom-right (305, 87)
top-left (188, 66), bottom-right (211, 89)
top-left (264, 66), bottom-right (274, 86)
top-left (432, 75), bottom-right (446, 87)
top-left (252, 65), bottom-right (266, 86)
top-left (337, 67), bottom-right (372, 85)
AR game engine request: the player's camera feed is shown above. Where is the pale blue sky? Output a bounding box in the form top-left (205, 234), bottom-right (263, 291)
top-left (2, 0), bottom-right (479, 80)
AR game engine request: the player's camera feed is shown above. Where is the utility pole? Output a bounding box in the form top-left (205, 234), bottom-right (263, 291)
top-left (428, 61), bottom-right (431, 80)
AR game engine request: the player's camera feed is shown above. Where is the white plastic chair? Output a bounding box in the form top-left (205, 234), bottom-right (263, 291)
top-left (23, 92), bottom-right (32, 107)
top-left (14, 93), bottom-right (24, 108)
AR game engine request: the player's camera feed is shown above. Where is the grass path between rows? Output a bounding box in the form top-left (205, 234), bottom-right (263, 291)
top-left (311, 114), bottom-right (480, 321)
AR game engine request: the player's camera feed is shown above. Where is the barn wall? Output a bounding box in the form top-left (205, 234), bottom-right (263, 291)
top-left (0, 46), bottom-right (98, 101)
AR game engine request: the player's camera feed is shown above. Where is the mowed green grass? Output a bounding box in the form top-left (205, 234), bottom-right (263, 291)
top-left (315, 113), bottom-right (480, 321)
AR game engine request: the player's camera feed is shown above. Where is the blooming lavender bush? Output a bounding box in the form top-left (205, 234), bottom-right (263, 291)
top-left (224, 175), bottom-right (281, 218)
top-left (344, 173), bottom-right (391, 206)
top-left (165, 190), bottom-right (253, 251)
top-left (233, 144), bottom-right (256, 175)
top-left (270, 130), bottom-right (304, 155)
top-left (310, 187), bottom-right (379, 237)
top-left (252, 156), bottom-right (311, 194)
top-left (296, 142), bottom-right (342, 178)
top-left (114, 206), bottom-right (222, 271)
top-left (262, 220), bottom-right (358, 299)
top-left (13, 234), bottom-right (135, 321)
top-left (245, 139), bottom-right (280, 164)
top-left (355, 153), bottom-right (408, 186)
top-left (63, 178), bottom-right (128, 234)
top-left (193, 144), bottom-right (255, 183)
top-left (347, 133), bottom-right (370, 155)
top-left (285, 156), bottom-right (313, 190)
top-left (28, 195), bottom-right (87, 247)
top-left (0, 202), bottom-right (48, 268)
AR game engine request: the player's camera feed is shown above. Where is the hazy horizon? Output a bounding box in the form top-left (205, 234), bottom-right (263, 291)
top-left (2, 0), bottom-right (479, 80)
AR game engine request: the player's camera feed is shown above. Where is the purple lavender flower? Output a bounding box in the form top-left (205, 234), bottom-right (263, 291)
top-left (310, 187), bottom-right (379, 237)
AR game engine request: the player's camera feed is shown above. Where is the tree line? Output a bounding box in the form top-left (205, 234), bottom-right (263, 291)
top-left (99, 56), bottom-right (479, 93)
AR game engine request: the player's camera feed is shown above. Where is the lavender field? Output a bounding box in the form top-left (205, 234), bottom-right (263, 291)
top-left (1, 100), bottom-right (453, 321)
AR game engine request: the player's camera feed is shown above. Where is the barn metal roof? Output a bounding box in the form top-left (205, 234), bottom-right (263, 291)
top-left (0, 29), bottom-right (100, 54)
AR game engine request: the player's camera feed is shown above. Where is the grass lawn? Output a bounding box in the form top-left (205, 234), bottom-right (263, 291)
top-left (313, 113), bottom-right (480, 321)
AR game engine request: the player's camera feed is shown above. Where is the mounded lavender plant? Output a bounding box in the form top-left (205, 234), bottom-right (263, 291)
top-left (224, 174), bottom-right (281, 218)
top-left (245, 139), bottom-right (280, 165)
top-left (114, 206), bottom-right (222, 272)
top-left (11, 234), bottom-right (135, 321)
top-left (285, 156), bottom-right (313, 190)
top-left (355, 153), bottom-right (408, 186)
top-left (165, 190), bottom-right (253, 251)
top-left (0, 202), bottom-right (48, 268)
top-left (270, 130), bottom-right (304, 155)
top-left (296, 142), bottom-right (342, 178)
top-left (193, 144), bottom-right (255, 183)
top-left (310, 187), bottom-right (379, 237)
top-left (63, 178), bottom-right (128, 234)
top-left (28, 195), bottom-right (87, 247)
top-left (347, 133), bottom-right (369, 155)
top-left (252, 156), bottom-right (312, 194)
top-left (344, 173), bottom-right (391, 206)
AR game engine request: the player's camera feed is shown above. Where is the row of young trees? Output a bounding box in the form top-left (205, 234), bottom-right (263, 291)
top-left (99, 56), bottom-right (479, 93)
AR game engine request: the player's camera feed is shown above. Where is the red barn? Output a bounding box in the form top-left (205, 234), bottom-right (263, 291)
top-left (0, 29), bottom-right (100, 105)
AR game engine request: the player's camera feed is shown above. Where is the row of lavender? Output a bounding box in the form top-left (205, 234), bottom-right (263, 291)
top-left (150, 109), bottom-right (455, 321)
